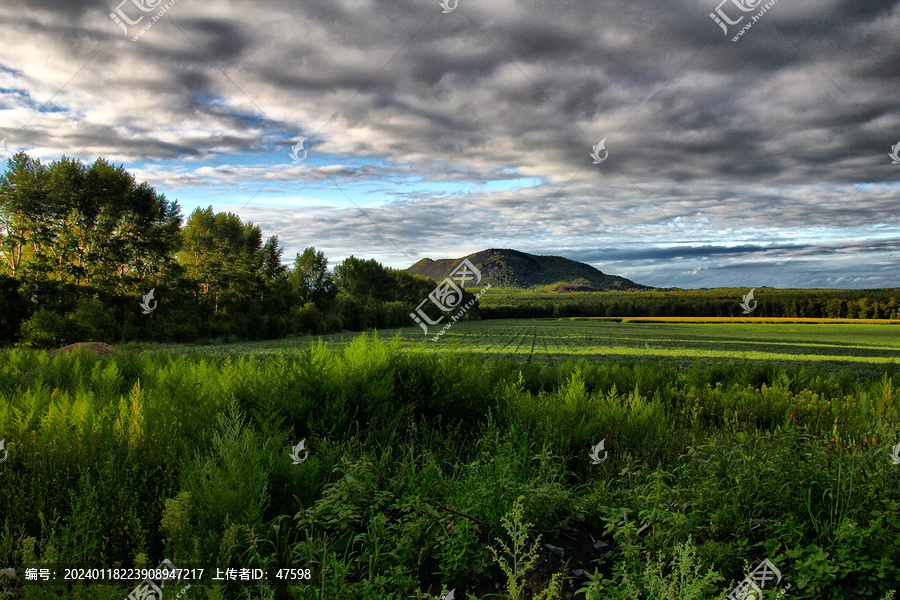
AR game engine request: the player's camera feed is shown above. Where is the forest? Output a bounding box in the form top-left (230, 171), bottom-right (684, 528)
top-left (0, 153), bottom-right (476, 346)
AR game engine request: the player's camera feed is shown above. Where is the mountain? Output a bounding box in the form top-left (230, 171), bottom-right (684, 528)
top-left (406, 248), bottom-right (648, 291)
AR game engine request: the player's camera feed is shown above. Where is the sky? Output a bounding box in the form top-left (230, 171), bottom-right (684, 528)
top-left (0, 0), bottom-right (898, 289)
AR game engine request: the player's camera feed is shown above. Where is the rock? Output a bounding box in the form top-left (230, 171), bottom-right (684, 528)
top-left (544, 543), bottom-right (565, 560)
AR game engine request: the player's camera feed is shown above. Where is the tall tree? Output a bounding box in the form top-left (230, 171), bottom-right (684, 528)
top-left (178, 207), bottom-right (284, 318)
top-left (0, 153), bottom-right (181, 290)
top-left (333, 256), bottom-right (394, 302)
top-left (259, 237), bottom-right (287, 282)
top-left (0, 152), bottom-right (50, 279)
top-left (289, 247), bottom-right (336, 307)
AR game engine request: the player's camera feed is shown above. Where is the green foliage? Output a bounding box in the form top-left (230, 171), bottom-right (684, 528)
top-left (290, 246), bottom-right (336, 308)
top-left (0, 338), bottom-right (898, 599)
top-left (334, 255), bottom-right (396, 302)
top-left (69, 297), bottom-right (119, 341)
top-left (176, 399), bottom-right (275, 560)
top-left (177, 206), bottom-right (288, 331)
top-left (490, 496), bottom-right (562, 600)
top-left (20, 298), bottom-right (118, 347)
top-left (0, 274), bottom-right (26, 341)
top-left (578, 538), bottom-right (722, 600)
top-left (480, 287), bottom-right (900, 319)
top-left (19, 308), bottom-right (78, 347)
top-left (160, 491), bottom-right (193, 560)
top-left (294, 301), bottom-right (327, 335)
top-left (0, 153), bottom-right (180, 288)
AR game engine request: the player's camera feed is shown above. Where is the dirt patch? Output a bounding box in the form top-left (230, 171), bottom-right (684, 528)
top-left (48, 342), bottom-right (120, 359)
top-left (514, 527), bottom-right (613, 600)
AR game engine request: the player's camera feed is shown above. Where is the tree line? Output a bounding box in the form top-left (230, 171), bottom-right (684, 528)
top-left (0, 153), bottom-right (477, 346)
top-left (479, 288), bottom-right (900, 320)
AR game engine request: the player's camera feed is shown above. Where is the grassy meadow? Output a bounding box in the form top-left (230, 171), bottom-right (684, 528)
top-left (137, 319), bottom-right (900, 378)
top-left (0, 320), bottom-right (899, 599)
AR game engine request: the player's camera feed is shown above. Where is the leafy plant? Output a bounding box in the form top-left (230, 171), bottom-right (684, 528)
top-left (578, 538), bottom-right (722, 600)
top-left (489, 495), bottom-right (561, 600)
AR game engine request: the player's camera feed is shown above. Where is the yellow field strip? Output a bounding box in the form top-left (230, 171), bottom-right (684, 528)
top-left (568, 317), bottom-right (900, 324)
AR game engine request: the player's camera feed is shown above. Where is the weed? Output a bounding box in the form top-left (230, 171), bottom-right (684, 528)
top-left (490, 496), bottom-right (561, 600)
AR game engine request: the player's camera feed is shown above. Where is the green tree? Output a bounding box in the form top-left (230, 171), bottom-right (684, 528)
top-left (388, 268), bottom-right (438, 304)
top-left (0, 154), bottom-right (181, 290)
top-left (0, 152), bottom-right (51, 279)
top-left (333, 256), bottom-right (394, 302)
top-left (178, 207), bottom-right (291, 339)
top-left (289, 247), bottom-right (336, 308)
top-left (255, 235), bottom-right (294, 337)
top-left (178, 207), bottom-right (263, 316)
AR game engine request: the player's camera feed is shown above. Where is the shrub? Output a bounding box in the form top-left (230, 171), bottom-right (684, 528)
top-left (19, 308), bottom-right (78, 348)
top-left (295, 302), bottom-right (325, 335)
top-left (69, 297), bottom-right (119, 342)
top-left (579, 538), bottom-right (722, 600)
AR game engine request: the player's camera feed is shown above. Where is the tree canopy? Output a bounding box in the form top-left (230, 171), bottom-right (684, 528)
top-left (0, 153), bottom-right (477, 346)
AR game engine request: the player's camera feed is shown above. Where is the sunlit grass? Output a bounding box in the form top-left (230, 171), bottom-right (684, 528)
top-left (128, 319), bottom-right (900, 379)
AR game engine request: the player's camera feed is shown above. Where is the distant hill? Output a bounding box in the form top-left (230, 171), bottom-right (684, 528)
top-left (406, 249), bottom-right (648, 291)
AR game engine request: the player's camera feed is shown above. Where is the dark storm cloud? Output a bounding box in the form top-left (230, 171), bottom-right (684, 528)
top-left (167, 18), bottom-right (249, 62)
top-left (1, 0), bottom-right (898, 287)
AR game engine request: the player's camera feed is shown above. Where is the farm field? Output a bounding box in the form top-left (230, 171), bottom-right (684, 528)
top-left (134, 319), bottom-right (900, 378)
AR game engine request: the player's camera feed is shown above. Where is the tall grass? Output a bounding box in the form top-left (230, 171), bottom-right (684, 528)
top-left (0, 336), bottom-right (897, 599)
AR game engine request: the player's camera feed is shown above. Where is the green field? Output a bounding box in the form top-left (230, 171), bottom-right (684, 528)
top-left (135, 319), bottom-right (900, 377)
top-left (4, 321), bottom-right (900, 599)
